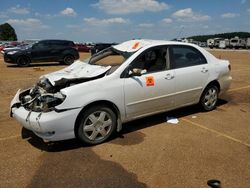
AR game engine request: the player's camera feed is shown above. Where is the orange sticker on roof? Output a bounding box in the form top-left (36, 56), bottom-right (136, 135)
top-left (145, 76), bottom-right (155, 86)
top-left (132, 42), bottom-right (140, 49)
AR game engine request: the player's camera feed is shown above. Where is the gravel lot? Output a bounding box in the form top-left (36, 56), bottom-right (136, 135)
top-left (0, 50), bottom-right (249, 188)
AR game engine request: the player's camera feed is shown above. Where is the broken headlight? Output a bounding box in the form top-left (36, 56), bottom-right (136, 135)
top-left (24, 93), bottom-right (66, 112)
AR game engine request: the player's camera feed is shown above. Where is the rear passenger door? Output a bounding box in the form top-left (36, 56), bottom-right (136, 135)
top-left (169, 45), bottom-right (209, 107)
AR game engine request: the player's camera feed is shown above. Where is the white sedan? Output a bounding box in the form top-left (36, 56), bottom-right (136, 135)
top-left (10, 39), bottom-right (232, 145)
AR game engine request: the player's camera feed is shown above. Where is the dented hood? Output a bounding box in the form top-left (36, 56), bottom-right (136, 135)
top-left (41, 60), bottom-right (111, 86)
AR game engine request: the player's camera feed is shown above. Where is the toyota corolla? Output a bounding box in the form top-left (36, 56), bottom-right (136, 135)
top-left (10, 39), bottom-right (232, 145)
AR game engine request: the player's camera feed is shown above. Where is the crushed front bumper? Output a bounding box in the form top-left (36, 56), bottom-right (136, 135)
top-left (10, 89), bottom-right (82, 141)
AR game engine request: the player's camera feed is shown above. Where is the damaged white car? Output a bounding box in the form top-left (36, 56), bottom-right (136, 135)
top-left (10, 39), bottom-right (232, 145)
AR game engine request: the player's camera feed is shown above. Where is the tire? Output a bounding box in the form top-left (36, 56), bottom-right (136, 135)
top-left (200, 85), bottom-right (219, 111)
top-left (77, 105), bottom-right (117, 145)
top-left (16, 56), bottom-right (31, 67)
top-left (63, 54), bottom-right (75, 65)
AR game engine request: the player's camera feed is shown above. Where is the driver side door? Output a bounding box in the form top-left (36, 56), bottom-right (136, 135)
top-left (123, 46), bottom-right (176, 119)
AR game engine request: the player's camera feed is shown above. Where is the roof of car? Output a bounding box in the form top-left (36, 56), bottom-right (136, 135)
top-left (113, 39), bottom-right (192, 53)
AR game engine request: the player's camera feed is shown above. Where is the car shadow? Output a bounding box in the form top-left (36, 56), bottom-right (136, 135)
top-left (21, 99), bottom-right (228, 152)
top-left (118, 99), bottom-right (227, 135)
top-left (21, 128), bottom-right (84, 152)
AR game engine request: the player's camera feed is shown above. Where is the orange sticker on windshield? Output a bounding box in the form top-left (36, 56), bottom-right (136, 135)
top-left (132, 42), bottom-right (140, 49)
top-left (145, 76), bottom-right (155, 86)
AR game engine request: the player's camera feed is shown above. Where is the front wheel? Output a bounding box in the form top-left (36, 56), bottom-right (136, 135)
top-left (77, 106), bottom-right (117, 145)
top-left (200, 85), bottom-right (219, 111)
top-left (16, 56), bottom-right (31, 67)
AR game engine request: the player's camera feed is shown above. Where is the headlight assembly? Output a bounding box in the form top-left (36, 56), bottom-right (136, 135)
top-left (7, 50), bottom-right (18, 55)
top-left (25, 92), bottom-right (66, 112)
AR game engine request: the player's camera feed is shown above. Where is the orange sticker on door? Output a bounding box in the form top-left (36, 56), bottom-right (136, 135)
top-left (145, 76), bottom-right (155, 86)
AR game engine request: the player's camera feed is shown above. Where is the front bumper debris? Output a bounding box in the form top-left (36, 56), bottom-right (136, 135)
top-left (10, 89), bottom-right (81, 141)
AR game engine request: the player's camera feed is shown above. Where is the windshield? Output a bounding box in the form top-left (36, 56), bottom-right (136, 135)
top-left (89, 47), bottom-right (133, 67)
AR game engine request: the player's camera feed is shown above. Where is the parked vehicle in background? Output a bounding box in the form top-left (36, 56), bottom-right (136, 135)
top-left (229, 36), bottom-right (246, 49)
top-left (0, 43), bottom-right (7, 51)
top-left (219, 39), bottom-right (229, 49)
top-left (4, 39), bottom-right (79, 67)
top-left (213, 38), bottom-right (223, 48)
top-left (207, 39), bottom-right (214, 49)
top-left (198, 42), bottom-right (207, 47)
top-left (22, 39), bottom-right (39, 45)
top-left (10, 39), bottom-right (232, 145)
top-left (207, 36), bottom-right (249, 49)
top-left (0, 42), bottom-right (16, 52)
top-left (75, 43), bottom-right (90, 52)
top-left (90, 43), bottom-right (116, 55)
top-left (246, 38), bottom-right (250, 49)
top-left (1, 43), bottom-right (29, 54)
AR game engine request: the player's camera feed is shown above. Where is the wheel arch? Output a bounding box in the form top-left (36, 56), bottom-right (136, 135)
top-left (15, 55), bottom-right (31, 66)
top-left (205, 80), bottom-right (220, 93)
top-left (200, 80), bottom-right (220, 100)
top-left (62, 53), bottom-right (75, 65)
top-left (15, 55), bottom-right (31, 63)
top-left (61, 49), bottom-right (77, 58)
top-left (199, 80), bottom-right (220, 111)
top-left (74, 100), bottom-right (122, 138)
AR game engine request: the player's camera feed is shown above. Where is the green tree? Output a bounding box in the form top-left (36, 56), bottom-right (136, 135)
top-left (0, 23), bottom-right (17, 41)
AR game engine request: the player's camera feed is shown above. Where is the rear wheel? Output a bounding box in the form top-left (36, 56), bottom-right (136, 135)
top-left (77, 105), bottom-right (117, 145)
top-left (200, 85), bottom-right (219, 111)
top-left (63, 54), bottom-right (74, 65)
top-left (16, 56), bottom-right (31, 67)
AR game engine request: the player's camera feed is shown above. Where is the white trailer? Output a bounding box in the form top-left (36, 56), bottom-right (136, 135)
top-left (213, 38), bottom-right (224, 48)
top-left (229, 36), bottom-right (246, 49)
top-left (246, 38), bottom-right (250, 49)
top-left (219, 39), bottom-right (229, 49)
top-left (207, 38), bottom-right (214, 48)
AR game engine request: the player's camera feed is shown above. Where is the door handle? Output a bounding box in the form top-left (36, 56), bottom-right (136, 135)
top-left (165, 74), bottom-right (174, 80)
top-left (201, 67), bottom-right (208, 73)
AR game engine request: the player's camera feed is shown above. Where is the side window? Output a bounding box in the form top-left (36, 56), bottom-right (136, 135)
top-left (33, 42), bottom-right (46, 49)
top-left (51, 41), bottom-right (60, 47)
top-left (47, 41), bottom-right (55, 47)
top-left (130, 46), bottom-right (168, 73)
top-left (170, 45), bottom-right (207, 69)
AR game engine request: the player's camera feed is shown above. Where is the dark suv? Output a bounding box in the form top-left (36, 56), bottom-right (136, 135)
top-left (4, 40), bottom-right (79, 67)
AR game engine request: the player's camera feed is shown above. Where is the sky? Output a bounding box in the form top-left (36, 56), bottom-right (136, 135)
top-left (0, 0), bottom-right (250, 42)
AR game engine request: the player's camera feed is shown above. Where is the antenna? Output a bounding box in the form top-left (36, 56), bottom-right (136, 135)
top-left (177, 26), bottom-right (184, 39)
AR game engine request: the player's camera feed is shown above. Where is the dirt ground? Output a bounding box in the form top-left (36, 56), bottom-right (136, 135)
top-left (0, 50), bottom-right (249, 188)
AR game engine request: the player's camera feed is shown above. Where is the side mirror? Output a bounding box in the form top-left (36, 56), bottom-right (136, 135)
top-left (129, 68), bottom-right (147, 77)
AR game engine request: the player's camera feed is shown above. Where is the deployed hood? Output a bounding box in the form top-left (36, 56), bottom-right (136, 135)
top-left (42, 60), bottom-right (111, 86)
